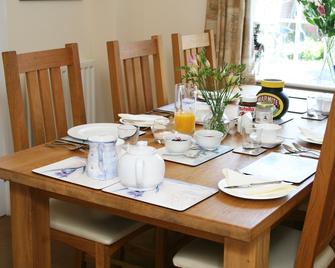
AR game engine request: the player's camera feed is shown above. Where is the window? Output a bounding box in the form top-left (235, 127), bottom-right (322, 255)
top-left (253, 0), bottom-right (334, 89)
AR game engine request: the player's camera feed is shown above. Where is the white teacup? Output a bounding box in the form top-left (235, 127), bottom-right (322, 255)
top-left (257, 123), bottom-right (281, 144)
top-left (194, 130), bottom-right (223, 150)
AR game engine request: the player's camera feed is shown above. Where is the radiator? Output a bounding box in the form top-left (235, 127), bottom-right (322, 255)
top-left (61, 59), bottom-right (96, 124)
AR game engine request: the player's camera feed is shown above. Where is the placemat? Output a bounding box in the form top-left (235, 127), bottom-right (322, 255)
top-left (157, 145), bottom-right (233, 166)
top-left (103, 178), bottom-right (218, 211)
top-left (240, 152), bottom-right (318, 184)
top-left (33, 157), bottom-right (119, 189)
top-left (288, 97), bottom-right (307, 114)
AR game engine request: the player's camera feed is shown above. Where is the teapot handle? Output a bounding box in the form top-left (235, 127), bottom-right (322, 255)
top-left (135, 159), bottom-right (144, 189)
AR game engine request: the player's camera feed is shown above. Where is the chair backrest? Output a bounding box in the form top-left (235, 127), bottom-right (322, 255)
top-left (171, 30), bottom-right (217, 84)
top-left (2, 43), bottom-right (86, 152)
top-left (106, 35), bottom-right (168, 122)
top-left (295, 94), bottom-right (335, 267)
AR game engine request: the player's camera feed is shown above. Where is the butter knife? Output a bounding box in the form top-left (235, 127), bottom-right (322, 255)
top-left (224, 180), bottom-right (283, 189)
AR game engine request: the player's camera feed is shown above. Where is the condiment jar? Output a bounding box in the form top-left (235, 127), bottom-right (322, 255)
top-left (239, 95), bottom-right (257, 119)
top-left (255, 102), bottom-right (274, 124)
top-left (257, 79), bottom-right (289, 120)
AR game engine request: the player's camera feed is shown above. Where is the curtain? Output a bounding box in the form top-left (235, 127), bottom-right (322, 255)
top-left (205, 0), bottom-right (255, 83)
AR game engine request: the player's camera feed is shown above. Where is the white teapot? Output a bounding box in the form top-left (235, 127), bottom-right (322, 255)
top-left (118, 141), bottom-right (165, 190)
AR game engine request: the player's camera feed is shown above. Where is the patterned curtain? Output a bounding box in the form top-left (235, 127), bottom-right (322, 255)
top-left (205, 0), bottom-right (255, 83)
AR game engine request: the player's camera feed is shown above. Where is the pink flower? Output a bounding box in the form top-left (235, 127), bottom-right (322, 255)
top-left (187, 55), bottom-right (197, 66)
top-left (317, 4), bottom-right (326, 16)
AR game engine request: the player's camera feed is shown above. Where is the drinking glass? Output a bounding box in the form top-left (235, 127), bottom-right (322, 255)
top-left (117, 124), bottom-right (139, 145)
top-left (242, 125), bottom-right (263, 149)
top-left (151, 118), bottom-right (174, 144)
top-left (174, 84), bottom-right (196, 135)
top-left (307, 96), bottom-right (318, 117)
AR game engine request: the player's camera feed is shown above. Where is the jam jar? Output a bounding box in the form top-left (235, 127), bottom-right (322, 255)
top-left (257, 79), bottom-right (289, 120)
top-left (239, 95), bottom-right (257, 119)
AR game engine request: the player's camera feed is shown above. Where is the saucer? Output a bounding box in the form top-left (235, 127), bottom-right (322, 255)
top-left (261, 137), bottom-right (284, 149)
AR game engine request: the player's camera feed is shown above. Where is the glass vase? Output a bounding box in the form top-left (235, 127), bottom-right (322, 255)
top-left (319, 36), bottom-right (335, 83)
top-left (203, 110), bottom-right (230, 138)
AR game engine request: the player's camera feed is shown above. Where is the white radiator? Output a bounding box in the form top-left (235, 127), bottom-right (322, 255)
top-left (61, 59), bottom-right (96, 124)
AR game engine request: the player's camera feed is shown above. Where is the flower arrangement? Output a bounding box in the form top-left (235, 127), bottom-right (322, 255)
top-left (297, 0), bottom-right (335, 37)
top-left (297, 0), bottom-right (335, 81)
top-left (180, 49), bottom-right (245, 133)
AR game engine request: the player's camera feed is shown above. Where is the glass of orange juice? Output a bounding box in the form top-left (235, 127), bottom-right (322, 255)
top-left (175, 110), bottom-right (195, 134)
top-left (174, 84), bottom-right (196, 134)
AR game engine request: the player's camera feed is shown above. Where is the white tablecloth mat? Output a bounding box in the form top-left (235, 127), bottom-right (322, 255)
top-left (103, 178), bottom-right (218, 211)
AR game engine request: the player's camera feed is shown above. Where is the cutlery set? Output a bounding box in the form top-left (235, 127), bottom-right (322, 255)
top-left (46, 139), bottom-right (88, 152)
top-left (282, 143), bottom-right (320, 159)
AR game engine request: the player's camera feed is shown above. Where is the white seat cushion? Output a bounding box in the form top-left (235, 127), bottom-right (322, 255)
top-left (50, 199), bottom-right (144, 245)
top-left (173, 226), bottom-right (335, 268)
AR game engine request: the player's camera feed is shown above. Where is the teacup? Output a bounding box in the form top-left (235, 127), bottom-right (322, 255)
top-left (257, 123), bottom-right (281, 144)
top-left (164, 134), bottom-right (192, 154)
top-left (194, 129), bottom-right (223, 150)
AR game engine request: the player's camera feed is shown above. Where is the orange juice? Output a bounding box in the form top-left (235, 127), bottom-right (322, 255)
top-left (175, 111), bottom-right (196, 134)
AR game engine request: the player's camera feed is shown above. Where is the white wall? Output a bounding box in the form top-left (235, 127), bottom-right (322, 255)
top-left (0, 0), bottom-right (206, 214)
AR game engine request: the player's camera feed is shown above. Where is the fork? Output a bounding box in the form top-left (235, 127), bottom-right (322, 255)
top-left (292, 143), bottom-right (320, 156)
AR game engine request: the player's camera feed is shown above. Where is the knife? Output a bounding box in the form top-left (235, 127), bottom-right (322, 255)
top-left (224, 180), bottom-right (283, 189)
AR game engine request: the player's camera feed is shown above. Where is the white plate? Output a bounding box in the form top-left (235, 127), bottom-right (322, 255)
top-left (68, 123), bottom-right (120, 140)
top-left (298, 134), bottom-right (322, 145)
top-left (119, 114), bottom-right (165, 127)
top-left (261, 137), bottom-right (284, 148)
top-left (119, 118), bottom-right (154, 128)
top-left (218, 179), bottom-right (294, 200)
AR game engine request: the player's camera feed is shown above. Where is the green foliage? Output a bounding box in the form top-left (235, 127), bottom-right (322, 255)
top-left (297, 0), bottom-right (335, 37)
top-left (180, 49), bottom-right (246, 116)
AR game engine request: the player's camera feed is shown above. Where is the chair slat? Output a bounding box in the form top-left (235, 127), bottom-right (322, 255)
top-left (38, 69), bottom-right (57, 142)
top-left (17, 48), bottom-right (72, 73)
top-left (26, 71), bottom-right (46, 145)
top-left (66, 43), bottom-right (86, 126)
top-left (133, 57), bottom-right (146, 113)
top-left (152, 35), bottom-right (168, 107)
top-left (119, 40), bottom-right (157, 59)
top-left (124, 59), bottom-right (137, 114)
top-left (2, 51), bottom-right (30, 152)
top-left (181, 32), bottom-right (210, 50)
top-left (106, 41), bottom-right (127, 122)
top-left (141, 56), bottom-right (153, 111)
top-left (184, 50), bottom-right (191, 67)
top-left (50, 67), bottom-right (68, 137)
top-left (190, 48), bottom-right (197, 59)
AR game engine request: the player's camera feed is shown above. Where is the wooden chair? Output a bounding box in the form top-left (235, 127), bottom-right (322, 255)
top-left (107, 35), bottom-right (168, 122)
top-left (172, 99), bottom-right (335, 267)
top-left (171, 30), bottom-right (217, 84)
top-left (2, 43), bottom-right (148, 268)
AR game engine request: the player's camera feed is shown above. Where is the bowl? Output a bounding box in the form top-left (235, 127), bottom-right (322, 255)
top-left (194, 130), bottom-right (223, 150)
top-left (164, 134), bottom-right (192, 154)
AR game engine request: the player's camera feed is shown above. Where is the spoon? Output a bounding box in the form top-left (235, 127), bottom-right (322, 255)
top-left (282, 144), bottom-right (300, 154)
top-left (163, 150), bottom-right (201, 159)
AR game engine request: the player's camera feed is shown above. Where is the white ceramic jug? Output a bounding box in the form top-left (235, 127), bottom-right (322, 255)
top-left (118, 141), bottom-right (165, 190)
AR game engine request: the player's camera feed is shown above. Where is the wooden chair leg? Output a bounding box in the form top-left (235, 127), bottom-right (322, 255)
top-left (74, 250), bottom-right (85, 268)
top-left (95, 243), bottom-right (111, 268)
top-left (155, 227), bottom-right (167, 268)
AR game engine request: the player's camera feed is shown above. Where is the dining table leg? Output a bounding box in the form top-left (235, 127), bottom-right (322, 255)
top-left (223, 230), bottom-right (270, 268)
top-left (10, 182), bottom-right (51, 268)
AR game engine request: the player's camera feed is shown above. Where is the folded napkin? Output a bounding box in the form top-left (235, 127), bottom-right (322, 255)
top-left (299, 127), bottom-right (324, 144)
top-left (220, 168), bottom-right (296, 198)
top-left (118, 114), bottom-right (166, 126)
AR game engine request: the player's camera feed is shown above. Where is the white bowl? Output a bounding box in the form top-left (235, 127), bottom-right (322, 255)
top-left (194, 130), bottom-right (223, 150)
top-left (164, 134), bottom-right (192, 154)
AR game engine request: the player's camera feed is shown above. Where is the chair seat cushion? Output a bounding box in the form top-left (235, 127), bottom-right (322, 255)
top-left (173, 226), bottom-right (335, 268)
top-left (50, 199), bottom-right (144, 245)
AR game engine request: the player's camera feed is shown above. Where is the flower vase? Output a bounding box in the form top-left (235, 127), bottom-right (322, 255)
top-left (203, 110), bottom-right (230, 138)
top-left (319, 36), bottom-right (335, 83)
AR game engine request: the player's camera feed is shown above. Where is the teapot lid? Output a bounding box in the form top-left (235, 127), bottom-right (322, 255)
top-left (88, 135), bottom-right (116, 143)
top-left (127, 141), bottom-right (156, 155)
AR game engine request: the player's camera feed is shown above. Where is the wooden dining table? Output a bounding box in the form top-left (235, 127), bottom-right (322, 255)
top-left (0, 94), bottom-right (326, 268)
